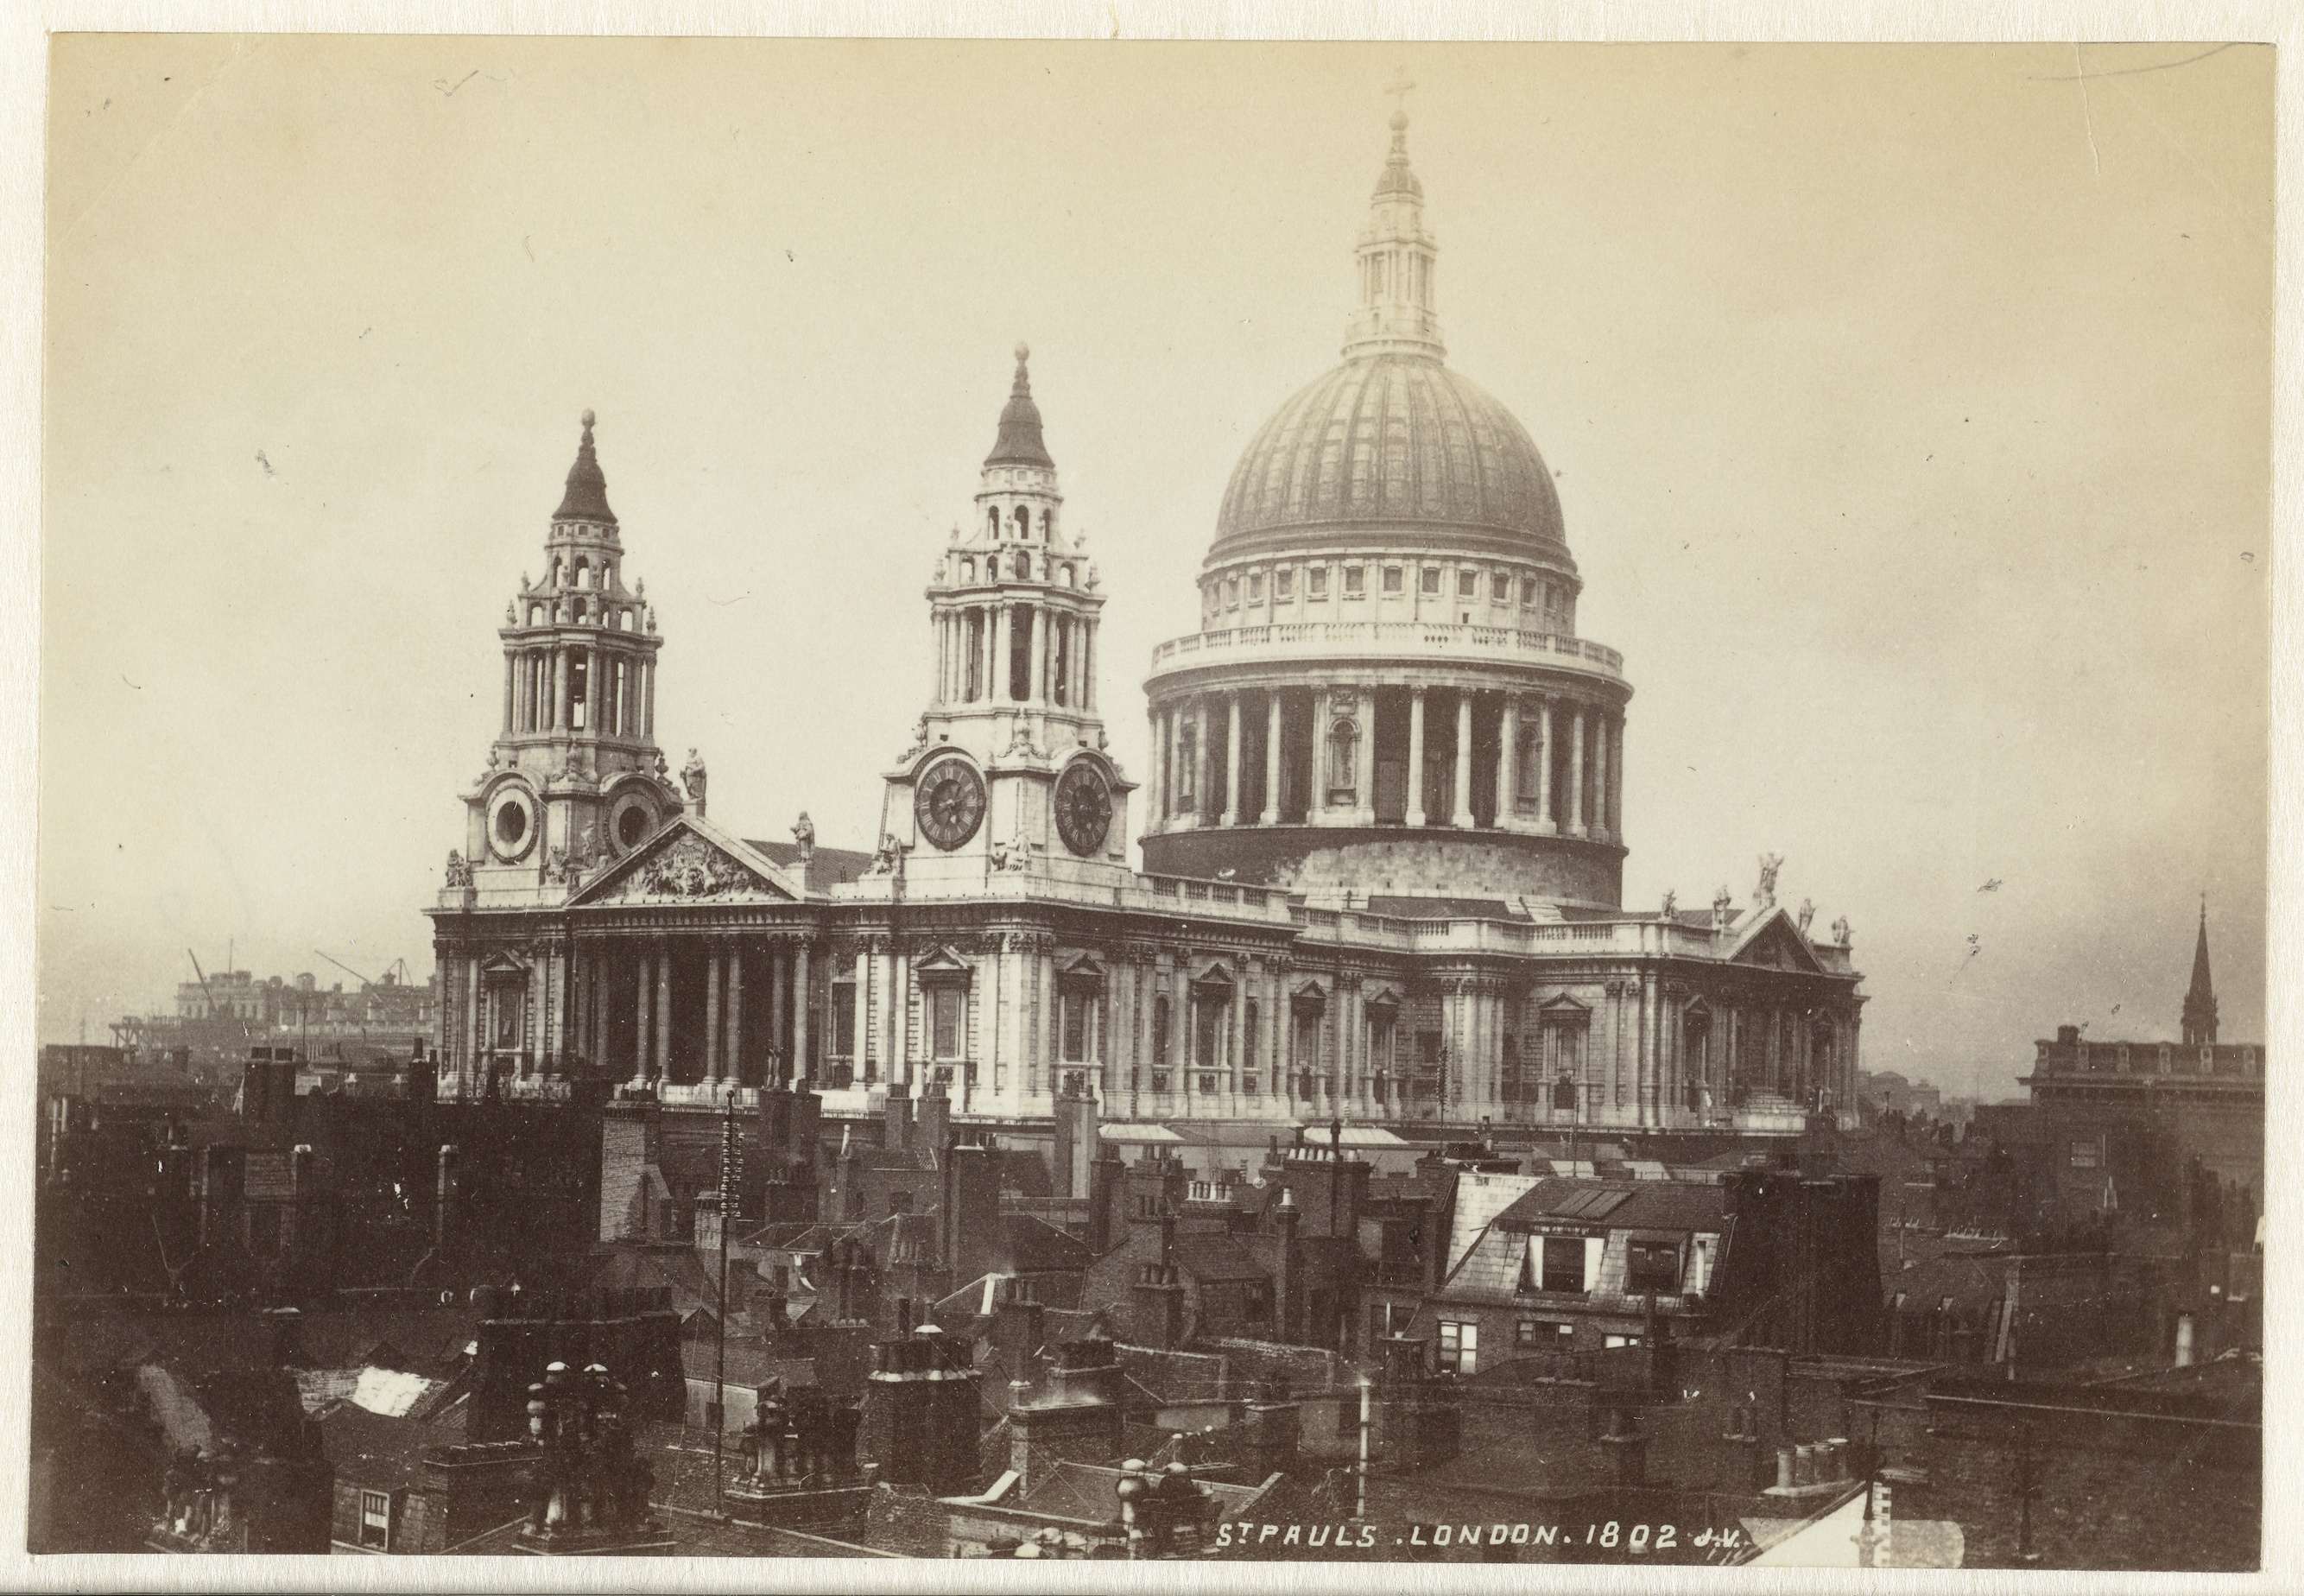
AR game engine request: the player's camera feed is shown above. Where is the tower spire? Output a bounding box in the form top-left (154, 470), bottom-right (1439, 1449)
top-left (2182, 896), bottom-right (2219, 1045)
top-left (1343, 79), bottom-right (1444, 362)
top-left (554, 408), bottom-right (617, 524)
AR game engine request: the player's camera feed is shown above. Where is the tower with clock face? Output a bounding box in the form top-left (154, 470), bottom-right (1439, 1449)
top-left (879, 345), bottom-right (1135, 895)
top-left (459, 411), bottom-right (685, 892)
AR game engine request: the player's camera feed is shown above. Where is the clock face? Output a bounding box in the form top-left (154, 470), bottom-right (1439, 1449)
top-left (1054, 761), bottom-right (1113, 856)
top-left (915, 759), bottom-right (986, 851)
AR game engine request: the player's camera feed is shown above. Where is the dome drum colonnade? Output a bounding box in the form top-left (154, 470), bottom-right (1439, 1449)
top-left (1143, 105), bottom-right (1630, 906)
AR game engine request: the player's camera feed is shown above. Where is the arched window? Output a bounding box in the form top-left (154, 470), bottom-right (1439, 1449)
top-left (987, 506), bottom-right (999, 537)
top-left (1013, 551), bottom-right (1029, 580)
top-left (573, 558), bottom-right (592, 589)
top-left (960, 557), bottom-right (976, 584)
top-left (1014, 506), bottom-right (1031, 538)
top-left (528, 604), bottom-right (544, 627)
top-left (1327, 719), bottom-right (1358, 798)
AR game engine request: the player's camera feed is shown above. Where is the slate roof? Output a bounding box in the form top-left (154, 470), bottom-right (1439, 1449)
top-left (1002, 1213), bottom-right (1092, 1275)
top-left (321, 1403), bottom-right (465, 1495)
top-left (1492, 1178), bottom-right (1727, 1237)
top-left (741, 839), bottom-right (877, 895)
top-left (1171, 1232), bottom-right (1269, 1285)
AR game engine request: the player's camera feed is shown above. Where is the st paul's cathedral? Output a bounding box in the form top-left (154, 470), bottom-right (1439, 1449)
top-left (427, 107), bottom-right (1866, 1141)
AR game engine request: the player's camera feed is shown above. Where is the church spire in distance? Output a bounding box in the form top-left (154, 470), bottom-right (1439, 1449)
top-left (1343, 69), bottom-right (1446, 362)
top-left (2182, 895), bottom-right (2219, 1046)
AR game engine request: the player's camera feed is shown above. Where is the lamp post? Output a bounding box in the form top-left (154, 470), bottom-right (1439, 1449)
top-left (713, 1087), bottom-right (743, 1517)
top-left (1355, 1374), bottom-right (1371, 1523)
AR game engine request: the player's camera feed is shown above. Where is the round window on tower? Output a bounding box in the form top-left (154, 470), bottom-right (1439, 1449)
top-left (487, 786), bottom-right (537, 863)
top-left (608, 790), bottom-right (657, 854)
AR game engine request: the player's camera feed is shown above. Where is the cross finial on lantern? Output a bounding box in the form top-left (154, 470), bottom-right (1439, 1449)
top-left (1383, 66), bottom-right (1415, 120)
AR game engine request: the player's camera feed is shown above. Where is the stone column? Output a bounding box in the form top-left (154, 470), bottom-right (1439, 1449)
top-left (654, 944), bottom-right (672, 1084)
top-left (1222, 692), bottom-right (1243, 826)
top-left (1497, 696), bottom-right (1520, 825)
top-left (631, 948), bottom-right (651, 1086)
top-left (643, 658), bottom-right (656, 738)
top-left (1262, 692), bottom-right (1282, 824)
top-left (1406, 688), bottom-right (1427, 826)
top-left (891, 943), bottom-right (910, 1089)
top-left (553, 647), bottom-right (571, 732)
top-left (1147, 707), bottom-right (1165, 828)
top-left (1536, 697), bottom-right (1555, 833)
top-left (1567, 706), bottom-right (1586, 837)
top-left (1277, 972), bottom-right (1296, 1099)
top-left (502, 656), bottom-right (516, 733)
top-left (1609, 714), bottom-right (1626, 848)
top-left (1592, 709), bottom-right (1611, 842)
top-left (1029, 605), bottom-right (1048, 706)
top-left (1312, 687), bottom-right (1333, 821)
top-left (1231, 965), bottom-right (1249, 1107)
top-left (1451, 691), bottom-right (1474, 827)
top-left (705, 944), bottom-right (724, 1086)
top-left (1035, 941), bottom-right (1055, 1101)
top-left (1161, 709), bottom-right (1178, 821)
top-left (765, 945), bottom-right (785, 1082)
top-left (727, 947), bottom-right (746, 1087)
top-left (852, 946), bottom-right (871, 1082)
top-left (1193, 696), bottom-right (1212, 823)
top-left (1353, 694), bottom-right (1376, 824)
top-left (793, 941), bottom-right (813, 1085)
top-left (993, 605), bottom-right (1011, 702)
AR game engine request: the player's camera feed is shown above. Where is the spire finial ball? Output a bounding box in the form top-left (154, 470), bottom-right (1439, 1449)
top-left (1015, 342), bottom-right (1030, 364)
top-left (580, 408), bottom-right (595, 429)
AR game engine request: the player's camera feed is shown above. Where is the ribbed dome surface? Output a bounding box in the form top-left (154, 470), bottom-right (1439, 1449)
top-left (1212, 352), bottom-right (1563, 554)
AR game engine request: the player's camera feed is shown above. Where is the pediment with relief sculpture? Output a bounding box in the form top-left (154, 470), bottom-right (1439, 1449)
top-left (574, 821), bottom-right (796, 906)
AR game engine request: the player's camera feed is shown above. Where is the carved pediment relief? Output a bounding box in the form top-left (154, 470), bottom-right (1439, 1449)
top-left (584, 831), bottom-right (788, 905)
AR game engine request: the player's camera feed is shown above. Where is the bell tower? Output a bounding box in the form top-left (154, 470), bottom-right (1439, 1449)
top-left (460, 411), bottom-right (683, 892)
top-left (878, 347), bottom-right (1134, 894)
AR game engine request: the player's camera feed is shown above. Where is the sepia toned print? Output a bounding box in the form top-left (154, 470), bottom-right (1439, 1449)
top-left (31, 37), bottom-right (2268, 1574)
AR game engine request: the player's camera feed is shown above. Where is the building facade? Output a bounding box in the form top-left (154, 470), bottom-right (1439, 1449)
top-left (2019, 903), bottom-right (2263, 1208)
top-left (427, 109), bottom-right (1865, 1138)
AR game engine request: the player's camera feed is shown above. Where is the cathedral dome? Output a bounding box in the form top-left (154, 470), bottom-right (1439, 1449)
top-left (1211, 352), bottom-right (1564, 560)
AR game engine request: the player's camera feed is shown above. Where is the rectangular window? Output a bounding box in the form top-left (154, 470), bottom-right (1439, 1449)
top-left (889, 1190), bottom-right (913, 1216)
top-left (1308, 568), bottom-right (1328, 599)
top-left (1438, 1320), bottom-right (1478, 1375)
top-left (930, 986), bottom-right (964, 1060)
top-left (1248, 573), bottom-right (1264, 601)
top-left (1225, 577), bottom-right (1240, 609)
top-left (1382, 565), bottom-right (1403, 594)
top-left (1458, 570), bottom-right (1478, 598)
top-left (1291, 1008), bottom-right (1320, 1078)
top-left (1276, 568), bottom-right (1294, 599)
top-left (1244, 999), bottom-right (1261, 1070)
top-left (1061, 989), bottom-right (1089, 1062)
top-left (1421, 567), bottom-right (1441, 595)
top-left (1343, 565), bottom-right (1365, 597)
top-left (358, 1490), bottom-right (390, 1550)
top-left (1514, 1317), bottom-right (1573, 1348)
top-left (1541, 1235), bottom-right (1587, 1295)
top-left (1492, 572), bottom-right (1510, 602)
top-left (1604, 1333), bottom-right (1645, 1350)
top-left (832, 981), bottom-right (857, 1056)
top-left (1521, 578), bottom-right (1539, 607)
top-left (1626, 1240), bottom-right (1681, 1295)
top-left (1193, 998), bottom-right (1221, 1068)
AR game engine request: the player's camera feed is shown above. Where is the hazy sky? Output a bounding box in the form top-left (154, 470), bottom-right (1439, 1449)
top-left (41, 38), bottom-right (2270, 1098)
